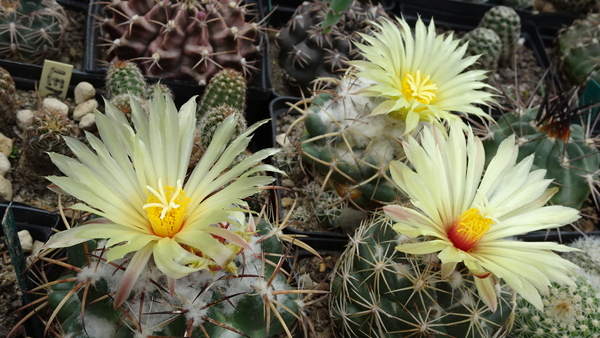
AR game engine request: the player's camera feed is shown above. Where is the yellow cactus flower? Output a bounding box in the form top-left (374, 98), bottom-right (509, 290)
top-left (384, 122), bottom-right (581, 312)
top-left (350, 17), bottom-right (495, 134)
top-left (43, 87), bottom-right (281, 308)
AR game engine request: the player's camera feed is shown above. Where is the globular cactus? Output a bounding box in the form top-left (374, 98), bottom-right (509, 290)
top-left (0, 66), bottom-right (16, 134)
top-left (478, 6), bottom-right (521, 66)
top-left (482, 103), bottom-right (600, 209)
top-left (329, 213), bottom-right (516, 338)
top-left (196, 68), bottom-right (246, 119)
top-left (45, 219), bottom-right (308, 338)
top-left (100, 0), bottom-right (262, 86)
top-left (549, 0), bottom-right (595, 15)
top-left (105, 60), bottom-right (149, 116)
top-left (501, 0), bottom-right (535, 9)
top-left (462, 27), bottom-right (503, 73)
top-left (562, 236), bottom-right (600, 276)
top-left (276, 0), bottom-right (390, 95)
top-left (557, 13), bottom-right (600, 86)
top-left (0, 0), bottom-right (68, 64)
top-left (22, 108), bottom-right (78, 175)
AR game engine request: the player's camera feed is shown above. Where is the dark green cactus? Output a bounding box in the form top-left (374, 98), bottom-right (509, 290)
top-left (482, 105), bottom-right (599, 209)
top-left (0, 0), bottom-right (68, 64)
top-left (329, 213), bottom-right (516, 338)
top-left (478, 6), bottom-right (521, 66)
top-left (0, 66), bottom-right (16, 134)
top-left (46, 220), bottom-right (303, 338)
top-left (196, 68), bottom-right (246, 119)
top-left (501, 0), bottom-right (535, 9)
top-left (100, 0), bottom-right (262, 86)
top-left (557, 13), bottom-right (600, 86)
top-left (549, 0), bottom-right (595, 15)
top-left (276, 0), bottom-right (390, 95)
top-left (197, 105), bottom-right (247, 150)
top-left (462, 27), bottom-right (503, 73)
top-left (105, 60), bottom-right (149, 116)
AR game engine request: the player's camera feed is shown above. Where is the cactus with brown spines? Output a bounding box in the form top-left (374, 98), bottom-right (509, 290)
top-left (99, 0), bottom-right (263, 86)
top-left (0, 0), bottom-right (68, 64)
top-left (0, 66), bottom-right (16, 134)
top-left (276, 0), bottom-right (391, 95)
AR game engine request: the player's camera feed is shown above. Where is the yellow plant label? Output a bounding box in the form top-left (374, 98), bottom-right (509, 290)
top-left (39, 60), bottom-right (73, 99)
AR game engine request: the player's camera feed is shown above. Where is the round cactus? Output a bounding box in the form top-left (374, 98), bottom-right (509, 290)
top-left (100, 0), bottom-right (262, 86)
top-left (557, 13), bottom-right (600, 86)
top-left (105, 60), bottom-right (149, 116)
top-left (0, 66), bottom-right (16, 134)
top-left (276, 0), bottom-right (390, 95)
top-left (562, 236), bottom-right (600, 276)
top-left (482, 106), bottom-right (600, 209)
top-left (0, 0), bottom-right (68, 64)
top-left (478, 6), bottom-right (521, 66)
top-left (46, 219), bottom-right (304, 338)
top-left (462, 27), bottom-right (503, 73)
top-left (196, 68), bottom-right (246, 119)
top-left (329, 212), bottom-right (516, 338)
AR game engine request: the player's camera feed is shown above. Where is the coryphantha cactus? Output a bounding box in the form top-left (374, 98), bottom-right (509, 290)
top-left (557, 13), bottom-right (600, 86)
top-left (276, 0), bottom-right (391, 95)
top-left (329, 212), bottom-right (516, 338)
top-left (0, 0), bottom-right (68, 64)
top-left (478, 6), bottom-right (521, 66)
top-left (0, 66), bottom-right (16, 134)
top-left (462, 27), bottom-right (503, 74)
top-left (99, 0), bottom-right (263, 86)
top-left (549, 0), bottom-right (595, 15)
top-left (481, 86), bottom-right (600, 210)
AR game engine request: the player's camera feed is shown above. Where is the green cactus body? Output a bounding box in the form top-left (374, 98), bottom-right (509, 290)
top-left (0, 66), bottom-right (16, 134)
top-left (0, 0), bottom-right (68, 64)
top-left (511, 269), bottom-right (600, 338)
top-left (276, 1), bottom-right (390, 95)
top-left (48, 220), bottom-right (301, 338)
top-left (329, 213), bottom-right (515, 338)
top-left (101, 0), bottom-right (262, 86)
top-left (197, 105), bottom-right (247, 150)
top-left (557, 13), bottom-right (600, 86)
top-left (106, 61), bottom-right (149, 116)
top-left (478, 6), bottom-right (521, 66)
top-left (297, 76), bottom-right (406, 208)
top-left (482, 107), bottom-right (599, 209)
top-left (550, 0), bottom-right (595, 15)
top-left (501, 0), bottom-right (535, 9)
top-left (196, 68), bottom-right (246, 119)
top-left (463, 27), bottom-right (503, 73)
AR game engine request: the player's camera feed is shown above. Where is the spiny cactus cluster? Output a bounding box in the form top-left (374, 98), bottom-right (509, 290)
top-left (482, 100), bottom-right (600, 209)
top-left (329, 213), bottom-right (516, 338)
top-left (477, 5), bottom-right (521, 66)
top-left (557, 13), bottom-right (600, 86)
top-left (0, 0), bottom-right (68, 64)
top-left (45, 220), bottom-right (306, 338)
top-left (100, 0), bottom-right (263, 86)
top-left (462, 27), bottom-right (503, 73)
top-left (0, 66), bottom-right (16, 134)
top-left (276, 0), bottom-right (390, 95)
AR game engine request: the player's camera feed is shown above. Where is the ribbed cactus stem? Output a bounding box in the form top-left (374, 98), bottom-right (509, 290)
top-left (196, 68), bottom-right (246, 119)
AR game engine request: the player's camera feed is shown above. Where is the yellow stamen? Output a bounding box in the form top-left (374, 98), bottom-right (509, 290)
top-left (447, 208), bottom-right (493, 252)
top-left (401, 70), bottom-right (437, 105)
top-left (143, 179), bottom-right (190, 238)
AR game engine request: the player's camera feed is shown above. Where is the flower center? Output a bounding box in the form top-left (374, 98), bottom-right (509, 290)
top-left (447, 208), bottom-right (493, 252)
top-left (143, 179), bottom-right (190, 238)
top-left (401, 70), bottom-right (437, 105)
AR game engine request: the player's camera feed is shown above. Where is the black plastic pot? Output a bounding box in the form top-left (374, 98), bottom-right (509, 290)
top-left (84, 0), bottom-right (272, 108)
top-left (531, 11), bottom-right (580, 48)
top-left (260, 0), bottom-right (396, 14)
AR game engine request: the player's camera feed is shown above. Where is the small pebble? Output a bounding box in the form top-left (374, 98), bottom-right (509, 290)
top-left (79, 113), bottom-right (96, 131)
top-left (0, 176), bottom-right (12, 201)
top-left (42, 98), bottom-right (69, 117)
top-left (74, 82), bottom-right (95, 104)
top-left (73, 99), bottom-right (98, 121)
top-left (281, 197), bottom-right (294, 208)
top-left (0, 153), bottom-right (10, 176)
top-left (16, 110), bottom-right (34, 131)
top-left (0, 133), bottom-right (12, 157)
top-left (281, 178), bottom-right (295, 188)
top-left (17, 230), bottom-right (33, 253)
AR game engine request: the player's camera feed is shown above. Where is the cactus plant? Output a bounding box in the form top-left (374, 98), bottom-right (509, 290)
top-left (501, 0), bottom-right (535, 9)
top-left (99, 0), bottom-right (263, 86)
top-left (557, 13), bottom-right (600, 86)
top-left (276, 0), bottom-right (391, 95)
top-left (462, 27), bottom-right (503, 74)
top-left (478, 6), bottom-right (521, 66)
top-left (549, 0), bottom-right (595, 15)
top-left (105, 60), bottom-right (149, 116)
top-left (0, 66), bottom-right (16, 134)
top-left (0, 0), bottom-right (68, 64)
top-left (196, 68), bottom-right (246, 119)
top-left (562, 236), bottom-right (600, 276)
top-left (329, 212), bottom-right (516, 338)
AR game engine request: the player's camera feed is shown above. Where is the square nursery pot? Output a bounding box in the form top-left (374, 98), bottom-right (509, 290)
top-left (85, 0), bottom-right (272, 107)
top-left (0, 0), bottom-right (104, 91)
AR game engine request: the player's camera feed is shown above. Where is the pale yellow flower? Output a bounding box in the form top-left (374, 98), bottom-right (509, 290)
top-left (43, 87), bottom-right (281, 307)
top-left (384, 122), bottom-right (580, 312)
top-left (350, 17), bottom-right (494, 134)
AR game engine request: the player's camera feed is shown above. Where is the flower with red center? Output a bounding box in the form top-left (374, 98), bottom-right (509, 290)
top-left (384, 122), bottom-right (581, 312)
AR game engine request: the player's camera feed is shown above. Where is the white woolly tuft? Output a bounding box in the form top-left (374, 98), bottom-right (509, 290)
top-left (183, 300), bottom-right (208, 325)
top-left (82, 313), bottom-right (117, 338)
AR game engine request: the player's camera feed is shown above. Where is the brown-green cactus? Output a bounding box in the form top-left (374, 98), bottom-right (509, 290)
top-left (100, 0), bottom-right (262, 86)
top-left (0, 66), bottom-right (16, 134)
top-left (557, 13), bottom-right (600, 86)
